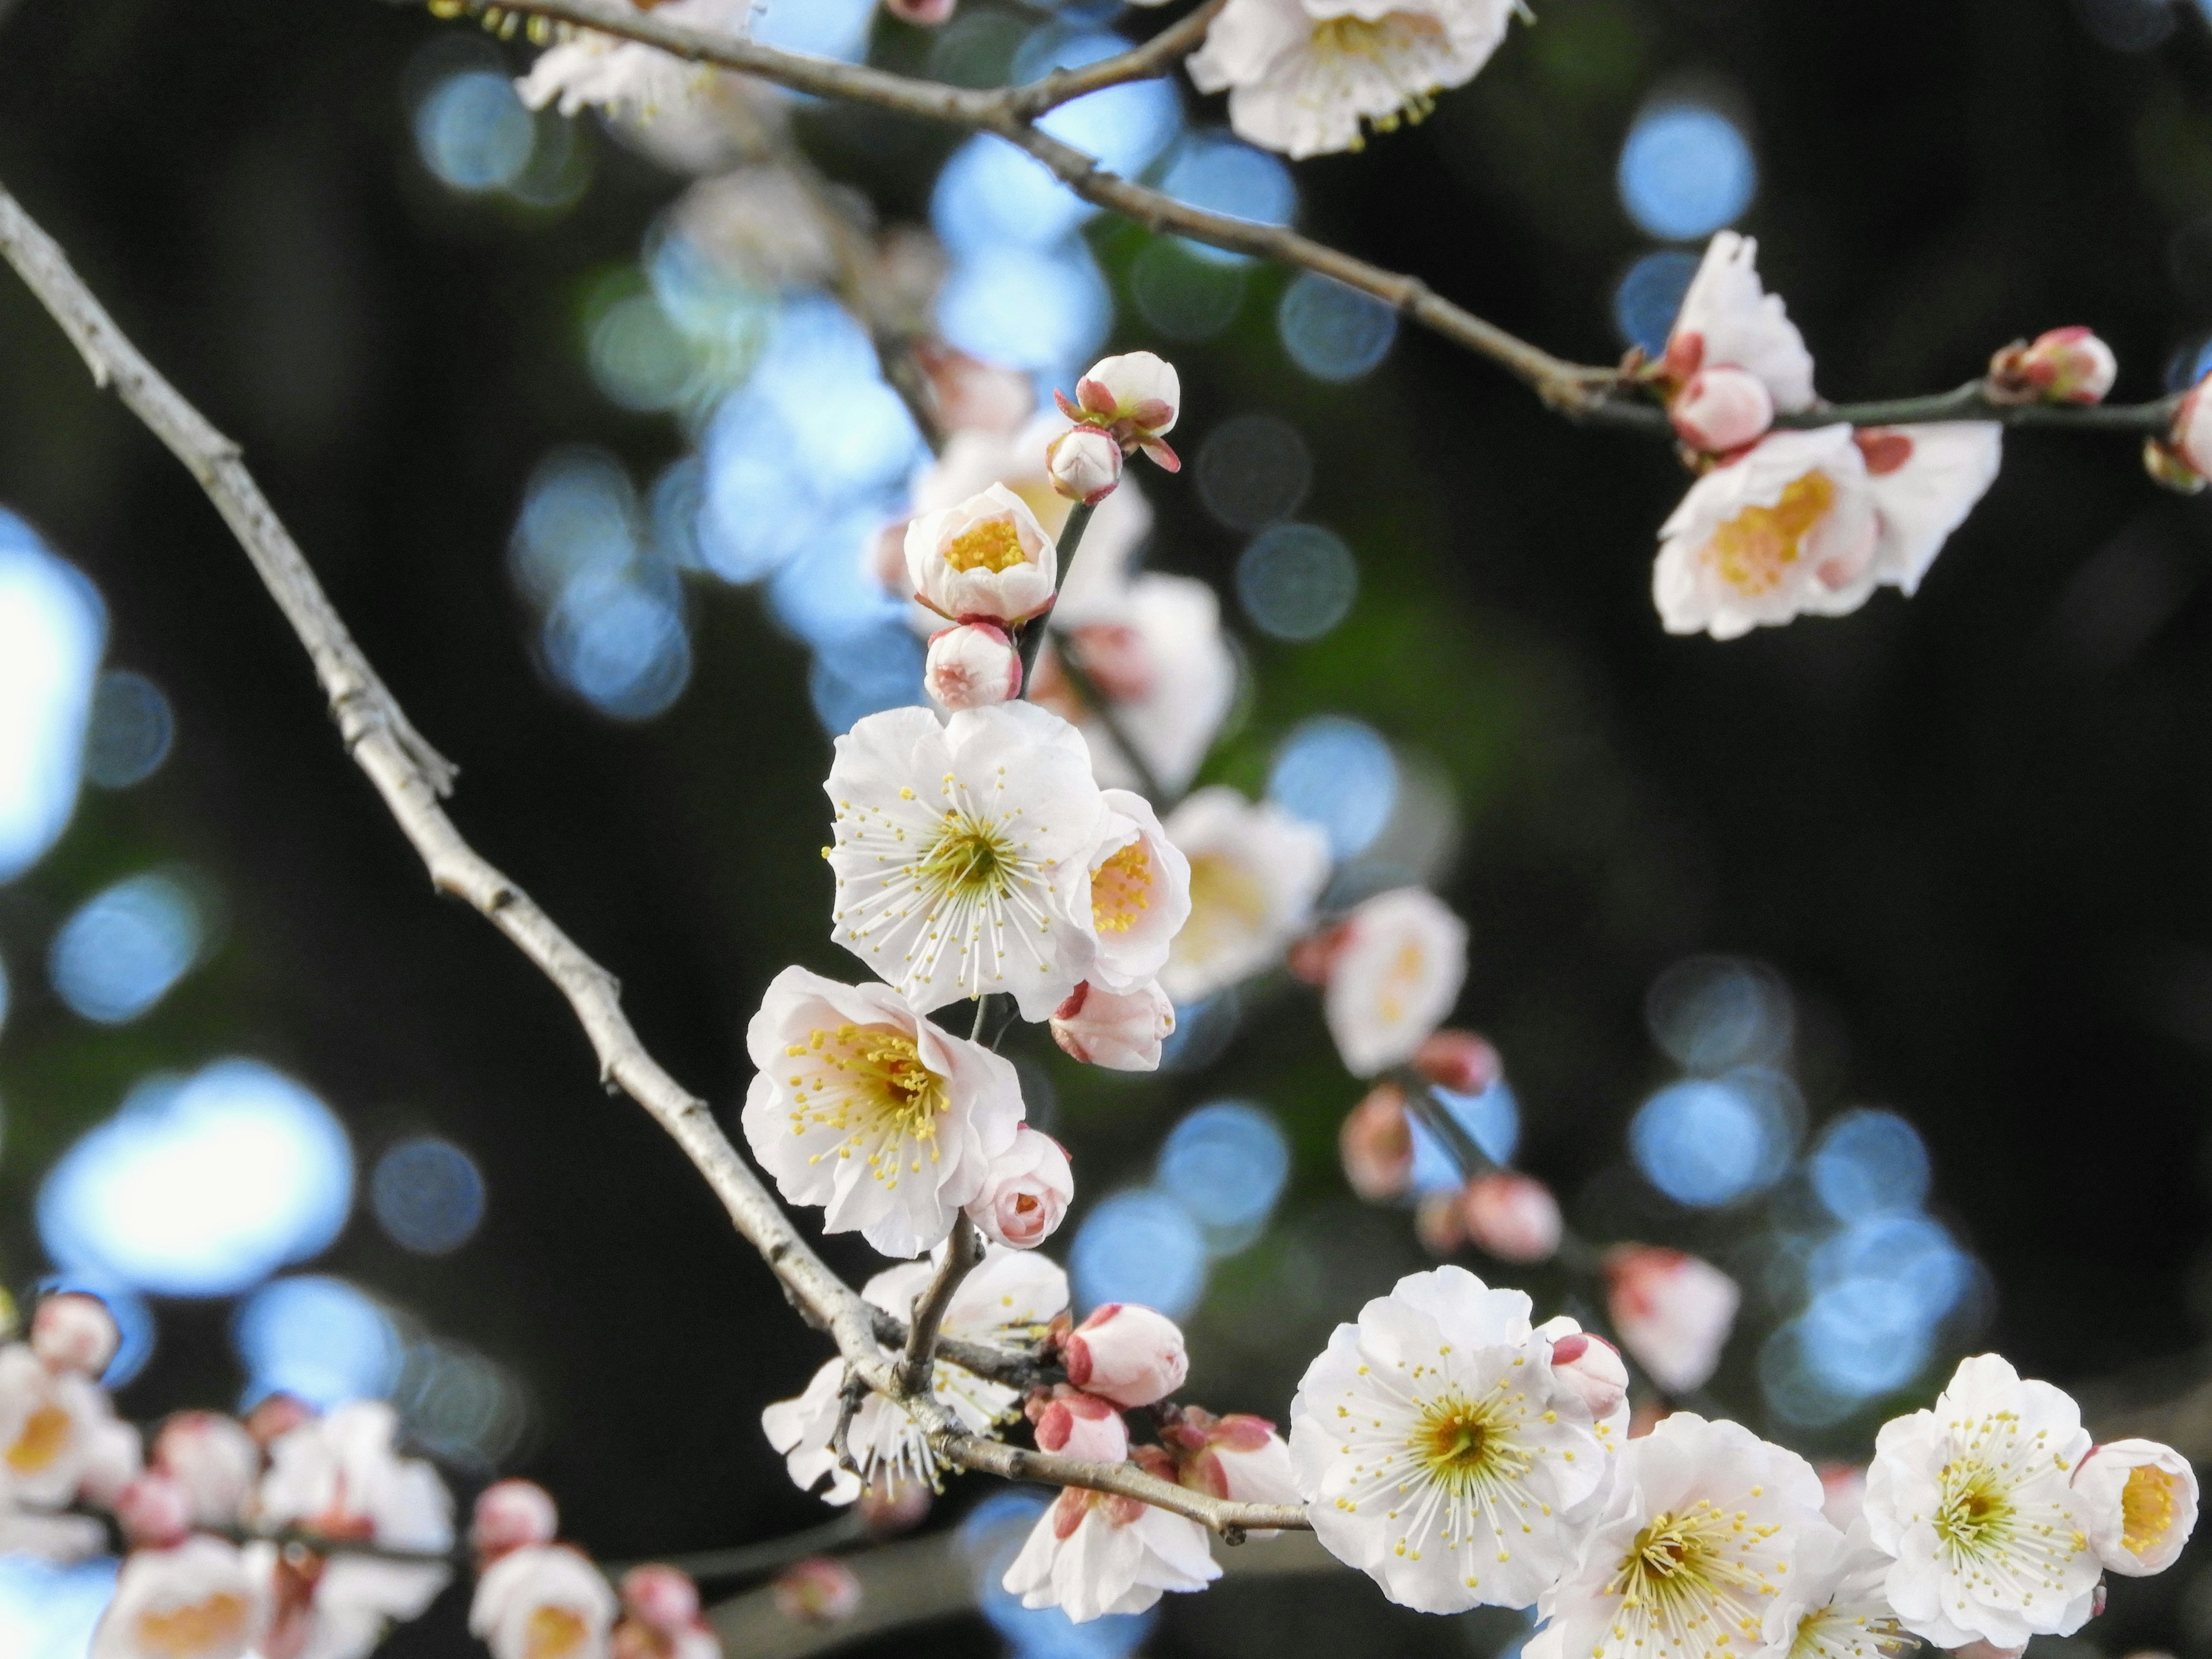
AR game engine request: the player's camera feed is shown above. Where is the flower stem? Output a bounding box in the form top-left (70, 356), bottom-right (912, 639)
top-left (1018, 498), bottom-right (1096, 689)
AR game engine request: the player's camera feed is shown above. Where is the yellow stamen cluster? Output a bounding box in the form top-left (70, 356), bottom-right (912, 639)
top-left (6, 1403), bottom-right (71, 1475)
top-left (1601, 1498), bottom-right (1782, 1659)
top-left (918, 810), bottom-right (1016, 907)
top-left (1176, 854), bottom-right (1271, 965)
top-left (2122, 1463), bottom-right (2181, 1556)
top-left (135, 1596), bottom-right (252, 1659)
top-left (1374, 938), bottom-right (1427, 1028)
top-left (1704, 472), bottom-right (1834, 598)
top-left (783, 1022), bottom-right (949, 1188)
top-left (1092, 841), bottom-right (1154, 935)
top-left (522, 1604), bottom-right (590, 1659)
top-left (1305, 13), bottom-right (1447, 143)
top-left (942, 518), bottom-right (1029, 574)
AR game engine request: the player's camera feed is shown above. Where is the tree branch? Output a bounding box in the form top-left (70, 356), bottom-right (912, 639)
top-left (896, 1218), bottom-right (984, 1399)
top-left (933, 1432), bottom-right (1306, 1541)
top-left (0, 176), bottom-right (1305, 1541)
top-left (1003, 0), bottom-right (1232, 120)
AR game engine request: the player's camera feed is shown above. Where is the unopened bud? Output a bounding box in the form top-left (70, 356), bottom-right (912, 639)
top-left (773, 1556), bottom-right (862, 1624)
top-left (1055, 351), bottom-right (1181, 471)
top-left (1339, 1083), bottom-right (1413, 1203)
top-left (856, 1475), bottom-right (931, 1537)
top-left (966, 1126), bottom-right (1074, 1249)
top-left (1603, 1244), bottom-right (1740, 1396)
top-left (1411, 1030), bottom-right (1501, 1096)
top-left (473, 1479), bottom-right (560, 1562)
top-left (924, 623), bottom-right (1021, 710)
top-left (2168, 376), bottom-right (2212, 485)
top-left (31, 1292), bottom-right (119, 1378)
top-left (1536, 1317), bottom-right (1630, 1422)
top-left (115, 1472), bottom-right (195, 1550)
top-left (1050, 980), bottom-right (1173, 1072)
top-left (154, 1412), bottom-right (260, 1528)
top-left (620, 1566), bottom-right (701, 1635)
top-left (244, 1393), bottom-right (315, 1448)
top-left (1460, 1172), bottom-right (1562, 1263)
top-left (2143, 437), bottom-right (2207, 495)
top-left (1817, 1463), bottom-right (1866, 1531)
top-left (1031, 1387), bottom-right (1129, 1463)
top-left (1164, 1408), bottom-right (1298, 1507)
top-left (1063, 1303), bottom-right (1188, 1408)
top-left (1046, 425), bottom-right (1123, 505)
top-left (1414, 1190), bottom-right (1466, 1257)
top-left (1987, 327), bottom-right (2118, 406)
top-left (1669, 366), bottom-right (1774, 453)
top-left (884, 0), bottom-right (955, 22)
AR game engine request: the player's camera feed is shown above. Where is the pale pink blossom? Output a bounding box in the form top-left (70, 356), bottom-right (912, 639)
top-left (0, 1340), bottom-right (135, 1510)
top-left (1603, 1244), bottom-right (1739, 1395)
top-left (1459, 1172), bottom-right (1561, 1263)
top-left (116, 1473), bottom-right (196, 1549)
top-left (911, 340), bottom-right (1034, 437)
top-left (1082, 790), bottom-right (1193, 994)
top-left (93, 1536), bottom-right (270, 1659)
top-left (1047, 426), bottom-right (1124, 504)
top-left (2171, 373), bottom-right (2212, 478)
top-left (1321, 887), bottom-right (1469, 1077)
top-left (472, 1479), bottom-right (559, 1563)
top-left (923, 622), bottom-right (1021, 710)
top-left (1161, 1408), bottom-right (1299, 1509)
top-left (1410, 1029), bottom-right (1499, 1095)
top-left (1987, 327), bottom-right (2117, 406)
top-left (1533, 1315), bottom-right (1630, 1430)
top-left (2072, 1438), bottom-right (2198, 1576)
top-left (1665, 231), bottom-right (1816, 414)
top-left (771, 1556), bottom-right (862, 1625)
top-left (1670, 366), bottom-right (1775, 454)
top-left (471, 1546), bottom-right (618, 1659)
top-left (616, 1566), bottom-right (721, 1659)
top-left (1816, 1461), bottom-right (1868, 1532)
top-left (1063, 1304), bottom-right (1188, 1408)
top-left (1056, 352), bottom-right (1181, 471)
top-left (1031, 1387), bottom-right (1130, 1464)
top-left (965, 1126), bottom-right (1075, 1249)
top-left (1002, 1474), bottom-right (1219, 1622)
top-left (1050, 980), bottom-right (1175, 1072)
top-left (904, 483), bottom-right (1059, 626)
top-left (1043, 575), bottom-right (1238, 797)
top-left (31, 1291), bottom-right (120, 1377)
top-left (1338, 1083), bottom-right (1414, 1202)
top-left (154, 1412), bottom-right (261, 1529)
top-left (883, 0), bottom-right (955, 24)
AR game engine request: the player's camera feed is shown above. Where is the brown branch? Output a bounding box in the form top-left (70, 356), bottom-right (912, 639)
top-left (1004, 0), bottom-right (1233, 120)
top-left (933, 1432), bottom-right (1306, 1541)
top-left (0, 176), bottom-right (1305, 1542)
top-left (896, 1218), bottom-right (984, 1399)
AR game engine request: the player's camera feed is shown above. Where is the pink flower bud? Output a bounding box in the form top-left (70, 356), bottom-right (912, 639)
top-left (1062, 1304), bottom-right (1188, 1408)
top-left (1987, 327), bottom-right (2118, 406)
top-left (1050, 980), bottom-right (1173, 1072)
top-left (773, 1556), bottom-right (862, 1624)
top-left (1414, 1190), bottom-right (1466, 1257)
top-left (1603, 1244), bottom-right (1740, 1396)
top-left (154, 1412), bottom-right (260, 1528)
top-left (473, 1479), bottom-right (560, 1562)
top-left (884, 0), bottom-right (956, 23)
top-left (2171, 375), bottom-right (2212, 482)
top-left (857, 1475), bottom-right (931, 1537)
top-left (1163, 1408), bottom-right (1298, 1508)
top-left (1669, 366), bottom-right (1775, 453)
top-left (1055, 351), bottom-right (1181, 471)
top-left (1460, 1173), bottom-right (1562, 1263)
top-left (1817, 1462), bottom-right (1866, 1531)
top-left (31, 1292), bottom-right (119, 1378)
top-left (244, 1393), bottom-right (315, 1449)
top-left (1032, 1387), bottom-right (1130, 1463)
top-left (965, 1126), bottom-right (1075, 1249)
top-left (1046, 426), bottom-right (1124, 505)
top-left (924, 623), bottom-right (1021, 710)
top-left (1339, 1084), bottom-right (1413, 1202)
top-left (1410, 1030), bottom-right (1501, 1096)
top-left (115, 1472), bottom-right (195, 1549)
top-left (621, 1566), bottom-right (701, 1635)
top-left (1536, 1317), bottom-right (1630, 1422)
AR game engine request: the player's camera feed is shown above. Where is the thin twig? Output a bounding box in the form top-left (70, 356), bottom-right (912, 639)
top-left (896, 1219), bottom-right (983, 1399)
top-left (0, 177), bottom-right (1304, 1540)
top-left (1020, 500), bottom-right (1094, 685)
top-left (611, 1513), bottom-right (871, 1585)
top-left (1003, 0), bottom-right (1232, 119)
top-left (933, 1432), bottom-right (1305, 1541)
top-left (831, 1368), bottom-right (871, 1476)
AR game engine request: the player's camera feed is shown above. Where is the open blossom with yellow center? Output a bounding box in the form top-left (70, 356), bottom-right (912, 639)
top-left (824, 704), bottom-right (1106, 1022)
top-left (1861, 1354), bottom-right (2101, 1649)
top-left (905, 483), bottom-right (1060, 626)
top-left (469, 1546), bottom-right (617, 1659)
top-left (1158, 787), bottom-right (1331, 1004)
top-left (741, 967), bottom-right (1024, 1257)
top-left (1188, 0), bottom-right (1525, 159)
top-left (1290, 1267), bottom-right (1613, 1614)
top-left (1527, 1414), bottom-right (1834, 1659)
top-left (1082, 789), bottom-right (1192, 994)
top-left (2070, 1436), bottom-right (2198, 1577)
top-left (92, 1536), bottom-right (270, 1659)
top-left (514, 0), bottom-right (756, 120)
top-left (0, 1341), bottom-right (132, 1512)
top-left (1321, 887), bottom-right (1469, 1078)
top-left (764, 1245), bottom-right (1070, 1503)
top-left (1760, 1524), bottom-right (1913, 1659)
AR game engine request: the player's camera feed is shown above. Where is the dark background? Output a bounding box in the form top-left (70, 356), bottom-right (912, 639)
top-left (3, 0), bottom-right (2212, 1653)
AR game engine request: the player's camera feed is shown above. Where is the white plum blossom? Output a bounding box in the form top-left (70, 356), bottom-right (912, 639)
top-left (904, 483), bottom-right (1059, 626)
top-left (1764, 1524), bottom-right (1914, 1659)
top-left (31, 1291), bottom-right (121, 1376)
top-left (0, 1339), bottom-right (136, 1510)
top-left (1666, 232), bottom-right (1816, 414)
top-left (154, 1413), bottom-right (260, 1529)
top-left (94, 1536), bottom-right (270, 1659)
top-left (1055, 353), bottom-right (1183, 470)
top-left (517, 0), bottom-right (755, 120)
top-left (1063, 1303), bottom-right (1189, 1408)
top-left (1188, 0), bottom-right (1523, 160)
top-left (740, 967), bottom-right (1024, 1257)
top-left (1861, 1354), bottom-right (2102, 1649)
top-left (470, 1545), bottom-right (619, 1659)
top-left (824, 703), bottom-right (1107, 1020)
top-left (1050, 980), bottom-right (1176, 1071)
top-left (1289, 1266), bottom-right (1617, 1613)
top-left (1320, 887), bottom-right (1469, 1077)
top-left (251, 1402), bottom-right (454, 1659)
top-left (924, 623), bottom-right (1022, 710)
top-left (763, 1245), bottom-right (1068, 1503)
top-left (1082, 789), bottom-right (1192, 993)
top-left (1528, 1414), bottom-right (1834, 1659)
top-left (1002, 1475), bottom-right (1221, 1623)
top-left (1158, 786), bottom-right (1332, 1003)
top-left (1603, 1245), bottom-right (1739, 1395)
top-left (2072, 1437), bottom-right (2198, 1575)
top-left (965, 1126), bottom-right (1075, 1249)
top-left (1458, 1173), bottom-right (1562, 1264)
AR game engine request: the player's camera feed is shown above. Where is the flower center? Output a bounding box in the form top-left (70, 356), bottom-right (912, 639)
top-left (942, 518), bottom-right (1029, 574)
top-left (1306, 14), bottom-right (1445, 134)
top-left (918, 811), bottom-right (1015, 905)
top-left (1704, 471), bottom-right (1834, 597)
top-left (1933, 1461), bottom-right (2014, 1559)
top-left (7, 1403), bottom-right (71, 1474)
top-left (2122, 1463), bottom-right (2181, 1555)
top-left (524, 1605), bottom-right (590, 1659)
top-left (1411, 1390), bottom-right (1529, 1496)
top-left (1176, 854), bottom-right (1272, 964)
top-left (135, 1594), bottom-right (251, 1659)
top-left (1375, 938), bottom-right (1426, 1026)
top-left (1092, 842), bottom-right (1153, 935)
top-left (1606, 1500), bottom-right (1771, 1630)
top-left (783, 1023), bottom-right (950, 1183)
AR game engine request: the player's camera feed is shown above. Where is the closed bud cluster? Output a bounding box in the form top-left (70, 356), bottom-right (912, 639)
top-left (1055, 351), bottom-right (1182, 472)
top-left (923, 622), bottom-right (1021, 710)
top-left (1987, 327), bottom-right (2117, 406)
top-left (615, 1565), bottom-right (721, 1659)
top-left (1062, 1304), bottom-right (1188, 1408)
